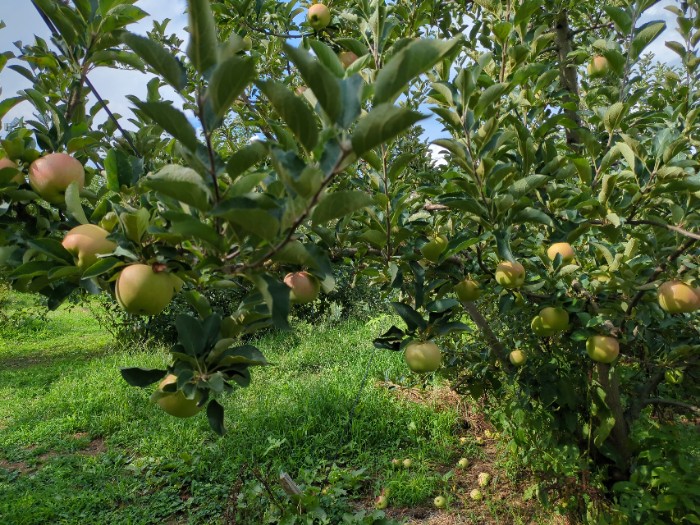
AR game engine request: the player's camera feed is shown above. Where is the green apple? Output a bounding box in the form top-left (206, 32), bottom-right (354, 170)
top-left (470, 488), bottom-right (483, 501)
top-left (587, 55), bottom-right (609, 77)
top-left (152, 374), bottom-right (203, 418)
top-left (307, 3), bottom-right (331, 30)
top-left (547, 242), bottom-right (575, 263)
top-left (586, 335), bottom-right (620, 364)
top-left (509, 349), bottom-right (527, 366)
top-left (455, 278), bottom-right (481, 302)
top-left (284, 271), bottom-right (320, 304)
top-left (61, 224), bottom-right (116, 270)
top-left (539, 306), bottom-right (569, 332)
top-left (434, 496), bottom-right (447, 509)
top-left (242, 35), bottom-right (253, 51)
top-left (115, 264), bottom-right (179, 316)
top-left (657, 281), bottom-right (700, 314)
top-left (495, 260), bottom-right (525, 288)
top-left (402, 458), bottom-right (412, 468)
top-left (459, 437), bottom-right (468, 445)
top-left (28, 153), bottom-right (85, 204)
top-left (421, 235), bottom-right (448, 262)
top-left (391, 458), bottom-right (401, 468)
top-left (457, 458), bottom-right (469, 468)
top-left (404, 341), bottom-right (442, 373)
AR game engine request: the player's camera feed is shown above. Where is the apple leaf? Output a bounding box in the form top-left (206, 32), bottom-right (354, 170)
top-left (27, 238), bottom-right (74, 265)
top-left (373, 325), bottom-right (406, 351)
top-left (226, 141), bottom-right (268, 179)
top-left (283, 42), bottom-right (341, 124)
top-left (104, 149), bottom-right (141, 191)
top-left (187, 0), bottom-right (218, 75)
top-left (253, 274), bottom-right (290, 330)
top-left (207, 55), bottom-right (255, 119)
top-left (132, 101), bottom-right (198, 152)
top-left (374, 38), bottom-right (462, 104)
top-left (120, 367), bottom-right (167, 387)
top-left (391, 302), bottom-right (428, 332)
top-left (120, 32), bottom-right (187, 90)
top-left (630, 21), bottom-right (666, 61)
top-left (256, 80), bottom-right (319, 152)
top-left (351, 104), bottom-right (426, 155)
top-left (65, 181), bottom-right (88, 224)
top-left (144, 165), bottom-right (212, 211)
top-left (207, 400), bottom-right (226, 435)
top-left (176, 314), bottom-right (206, 357)
top-left (311, 190), bottom-right (373, 225)
top-left (81, 257), bottom-right (124, 279)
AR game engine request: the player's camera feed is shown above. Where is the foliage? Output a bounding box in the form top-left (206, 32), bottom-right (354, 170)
top-left (1, 0), bottom-right (700, 522)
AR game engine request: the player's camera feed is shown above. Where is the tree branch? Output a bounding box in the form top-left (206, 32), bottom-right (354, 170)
top-left (644, 398), bottom-right (700, 416)
top-left (462, 301), bottom-right (511, 366)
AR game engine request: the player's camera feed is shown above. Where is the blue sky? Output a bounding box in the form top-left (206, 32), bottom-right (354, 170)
top-left (0, 1), bottom-right (682, 153)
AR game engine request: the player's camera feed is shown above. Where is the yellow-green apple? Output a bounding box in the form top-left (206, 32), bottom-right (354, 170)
top-left (28, 153), bottom-right (85, 204)
top-left (242, 35), bottom-right (252, 51)
top-left (434, 496), bottom-right (447, 509)
top-left (391, 458), bottom-right (401, 467)
top-left (495, 260), bottom-right (525, 288)
top-left (153, 374), bottom-right (203, 418)
top-left (547, 242), bottom-right (575, 263)
top-left (455, 278), bottom-right (481, 301)
top-left (539, 306), bottom-right (569, 332)
top-left (470, 489), bottom-right (483, 501)
top-left (531, 315), bottom-right (555, 337)
top-left (587, 55), bottom-right (609, 77)
top-left (307, 3), bottom-right (331, 30)
top-left (284, 271), bottom-right (320, 304)
top-left (404, 340), bottom-right (442, 373)
top-left (457, 458), bottom-right (469, 468)
top-left (116, 264), bottom-right (179, 315)
top-left (402, 458), bottom-right (412, 468)
top-left (421, 235), bottom-right (448, 262)
top-left (339, 51), bottom-right (358, 69)
top-left (374, 495), bottom-right (388, 510)
top-left (61, 224), bottom-right (116, 270)
top-left (509, 349), bottom-right (527, 366)
top-left (0, 157), bottom-right (23, 184)
top-left (657, 281), bottom-right (700, 314)
top-left (478, 472), bottom-right (491, 487)
top-left (586, 335), bottom-right (620, 364)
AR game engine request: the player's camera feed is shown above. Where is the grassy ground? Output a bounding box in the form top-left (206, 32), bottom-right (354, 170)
top-left (0, 290), bottom-right (564, 524)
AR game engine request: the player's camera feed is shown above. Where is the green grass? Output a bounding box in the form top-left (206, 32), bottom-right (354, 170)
top-left (0, 292), bottom-right (464, 524)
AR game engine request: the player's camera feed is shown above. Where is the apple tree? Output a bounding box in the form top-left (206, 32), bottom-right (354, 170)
top-left (0, 0), bottom-right (699, 521)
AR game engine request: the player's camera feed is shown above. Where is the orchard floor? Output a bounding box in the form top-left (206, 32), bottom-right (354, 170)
top-left (0, 290), bottom-right (566, 524)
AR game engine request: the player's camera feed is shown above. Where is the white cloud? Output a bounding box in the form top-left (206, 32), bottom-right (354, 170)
top-left (428, 143), bottom-right (447, 167)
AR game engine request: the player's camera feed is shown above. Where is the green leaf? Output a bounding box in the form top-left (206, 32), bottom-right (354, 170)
top-left (256, 80), bottom-right (319, 151)
top-left (161, 211), bottom-right (221, 247)
top-left (187, 0), bottom-right (218, 74)
top-left (120, 32), bottom-right (186, 90)
top-left (309, 40), bottom-right (345, 77)
top-left (508, 174), bottom-right (549, 199)
top-left (512, 207), bottom-right (554, 227)
top-left (604, 102), bottom-right (625, 132)
top-left (27, 238), bottom-right (74, 265)
top-left (144, 165), bottom-right (212, 211)
top-left (351, 104), bottom-right (426, 155)
top-left (133, 101), bottom-right (198, 152)
top-left (104, 149), bottom-right (141, 190)
top-left (120, 367), bottom-right (166, 387)
top-left (207, 55), bottom-right (255, 118)
top-left (225, 209), bottom-right (279, 241)
top-left (207, 399), bottom-right (226, 435)
top-left (311, 190), bottom-right (373, 225)
top-left (65, 181), bottom-right (88, 224)
top-left (0, 96), bottom-right (23, 121)
top-left (81, 257), bottom-right (125, 279)
top-left (283, 43), bottom-right (341, 124)
top-left (226, 141), bottom-right (268, 179)
top-left (630, 21), bottom-right (666, 60)
top-left (176, 314), bottom-right (205, 356)
top-left (253, 274), bottom-right (290, 330)
top-left (475, 83), bottom-right (507, 119)
top-left (374, 38), bottom-right (462, 104)
top-left (603, 6), bottom-right (632, 33)
top-left (391, 302), bottom-right (427, 332)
